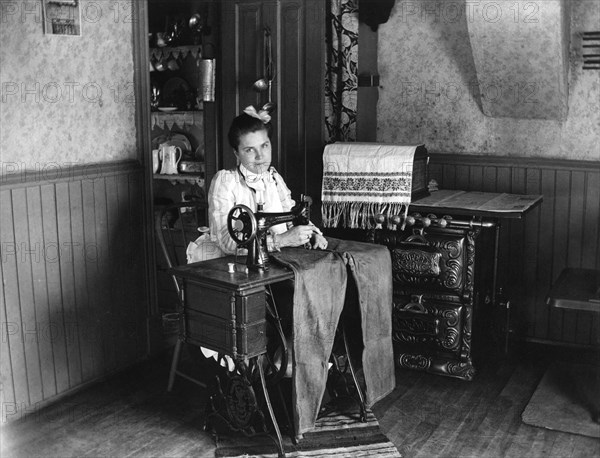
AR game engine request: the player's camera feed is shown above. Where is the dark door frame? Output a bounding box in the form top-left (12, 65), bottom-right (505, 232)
top-left (132, 0), bottom-right (162, 353)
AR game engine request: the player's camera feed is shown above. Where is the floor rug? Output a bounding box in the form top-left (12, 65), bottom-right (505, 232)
top-left (215, 402), bottom-right (402, 457)
top-left (522, 361), bottom-right (600, 438)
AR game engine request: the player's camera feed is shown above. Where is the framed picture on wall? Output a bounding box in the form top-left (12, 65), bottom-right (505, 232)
top-left (43, 0), bottom-right (82, 36)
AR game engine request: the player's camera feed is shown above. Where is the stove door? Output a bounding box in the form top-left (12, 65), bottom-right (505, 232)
top-left (392, 294), bottom-right (464, 356)
top-left (387, 226), bottom-right (477, 301)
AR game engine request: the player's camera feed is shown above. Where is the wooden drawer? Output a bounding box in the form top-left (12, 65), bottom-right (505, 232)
top-left (185, 309), bottom-right (266, 358)
top-left (185, 281), bottom-right (265, 325)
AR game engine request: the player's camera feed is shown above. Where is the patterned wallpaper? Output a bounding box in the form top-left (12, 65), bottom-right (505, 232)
top-left (0, 0), bottom-right (137, 174)
top-left (376, 0), bottom-right (600, 160)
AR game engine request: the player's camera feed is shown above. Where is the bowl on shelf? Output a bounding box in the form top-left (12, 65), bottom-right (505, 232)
top-left (179, 161), bottom-right (204, 174)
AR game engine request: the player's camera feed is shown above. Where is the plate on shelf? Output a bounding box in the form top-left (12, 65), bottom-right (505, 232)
top-left (166, 140), bottom-right (191, 155)
top-left (151, 133), bottom-right (193, 155)
top-left (158, 107), bottom-right (178, 112)
top-left (151, 134), bottom-right (169, 150)
top-left (169, 133), bottom-right (192, 152)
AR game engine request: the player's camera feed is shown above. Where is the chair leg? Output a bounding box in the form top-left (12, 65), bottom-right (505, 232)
top-left (167, 338), bottom-right (184, 392)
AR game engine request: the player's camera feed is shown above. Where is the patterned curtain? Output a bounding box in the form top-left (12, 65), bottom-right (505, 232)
top-left (324, 0), bottom-right (359, 143)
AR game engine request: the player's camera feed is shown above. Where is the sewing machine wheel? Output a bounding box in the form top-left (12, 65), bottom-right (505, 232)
top-left (227, 204), bottom-right (257, 245)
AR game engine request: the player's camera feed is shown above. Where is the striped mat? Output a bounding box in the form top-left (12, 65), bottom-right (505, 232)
top-left (215, 405), bottom-right (402, 457)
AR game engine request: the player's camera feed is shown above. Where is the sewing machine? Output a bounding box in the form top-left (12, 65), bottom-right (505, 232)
top-left (227, 195), bottom-right (312, 270)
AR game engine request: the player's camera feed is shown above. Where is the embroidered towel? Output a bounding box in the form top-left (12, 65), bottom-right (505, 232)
top-left (321, 142), bottom-right (420, 228)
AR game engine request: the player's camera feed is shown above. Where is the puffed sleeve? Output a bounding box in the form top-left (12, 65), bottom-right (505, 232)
top-left (208, 170), bottom-right (240, 255)
top-left (272, 169), bottom-right (295, 211)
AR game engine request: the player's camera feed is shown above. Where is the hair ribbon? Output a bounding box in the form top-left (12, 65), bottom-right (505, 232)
top-left (243, 105), bottom-right (271, 124)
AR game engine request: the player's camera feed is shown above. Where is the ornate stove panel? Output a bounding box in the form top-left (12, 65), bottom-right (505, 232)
top-left (373, 225), bottom-right (478, 381)
top-left (379, 226), bottom-right (476, 301)
top-left (325, 222), bottom-right (479, 381)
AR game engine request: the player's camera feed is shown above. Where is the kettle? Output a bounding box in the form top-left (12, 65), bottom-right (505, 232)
top-left (159, 144), bottom-right (182, 175)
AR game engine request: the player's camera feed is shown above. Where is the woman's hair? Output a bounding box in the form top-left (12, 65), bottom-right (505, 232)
top-left (227, 113), bottom-right (272, 150)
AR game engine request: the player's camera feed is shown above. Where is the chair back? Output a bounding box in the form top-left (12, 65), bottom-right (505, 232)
top-left (154, 201), bottom-right (209, 302)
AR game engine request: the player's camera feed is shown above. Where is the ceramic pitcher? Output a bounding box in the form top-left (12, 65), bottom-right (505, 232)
top-left (159, 145), bottom-right (182, 175)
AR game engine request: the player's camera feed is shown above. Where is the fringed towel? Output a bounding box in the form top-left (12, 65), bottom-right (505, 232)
top-left (321, 142), bottom-right (421, 229)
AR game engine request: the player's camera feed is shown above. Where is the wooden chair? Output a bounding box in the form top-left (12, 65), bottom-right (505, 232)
top-left (154, 201), bottom-right (215, 391)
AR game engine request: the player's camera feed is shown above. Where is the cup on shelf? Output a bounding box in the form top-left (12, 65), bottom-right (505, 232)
top-left (155, 32), bottom-right (167, 48)
top-left (152, 149), bottom-right (160, 173)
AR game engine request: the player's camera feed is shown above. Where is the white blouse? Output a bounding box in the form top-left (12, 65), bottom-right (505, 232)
top-left (207, 166), bottom-right (296, 254)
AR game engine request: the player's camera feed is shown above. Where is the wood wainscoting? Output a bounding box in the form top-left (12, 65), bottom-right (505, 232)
top-left (428, 154), bottom-right (600, 348)
top-left (0, 161), bottom-right (149, 422)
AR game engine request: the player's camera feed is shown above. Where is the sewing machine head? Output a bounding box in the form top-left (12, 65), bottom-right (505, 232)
top-left (227, 195), bottom-right (312, 270)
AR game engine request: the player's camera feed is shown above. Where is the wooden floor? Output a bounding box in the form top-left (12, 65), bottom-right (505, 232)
top-left (2, 343), bottom-right (599, 458)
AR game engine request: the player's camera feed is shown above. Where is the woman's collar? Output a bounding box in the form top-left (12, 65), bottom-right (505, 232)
top-left (238, 163), bottom-right (274, 182)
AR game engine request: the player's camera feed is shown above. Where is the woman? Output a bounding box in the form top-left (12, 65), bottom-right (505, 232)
top-left (208, 106), bottom-right (328, 254)
top-left (207, 106), bottom-right (395, 439)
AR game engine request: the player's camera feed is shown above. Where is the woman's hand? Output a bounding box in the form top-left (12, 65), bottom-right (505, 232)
top-left (277, 225), bottom-right (316, 248)
top-left (277, 223), bottom-right (327, 249)
top-left (310, 233), bottom-right (328, 250)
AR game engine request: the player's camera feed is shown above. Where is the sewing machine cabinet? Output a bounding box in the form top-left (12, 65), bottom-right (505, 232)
top-left (182, 279), bottom-right (272, 359)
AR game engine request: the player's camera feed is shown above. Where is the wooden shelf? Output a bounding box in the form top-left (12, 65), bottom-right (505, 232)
top-left (153, 173), bottom-right (205, 187)
top-left (152, 109), bottom-right (202, 114)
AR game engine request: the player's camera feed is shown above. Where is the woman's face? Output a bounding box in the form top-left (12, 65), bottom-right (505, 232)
top-left (234, 129), bottom-right (272, 175)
